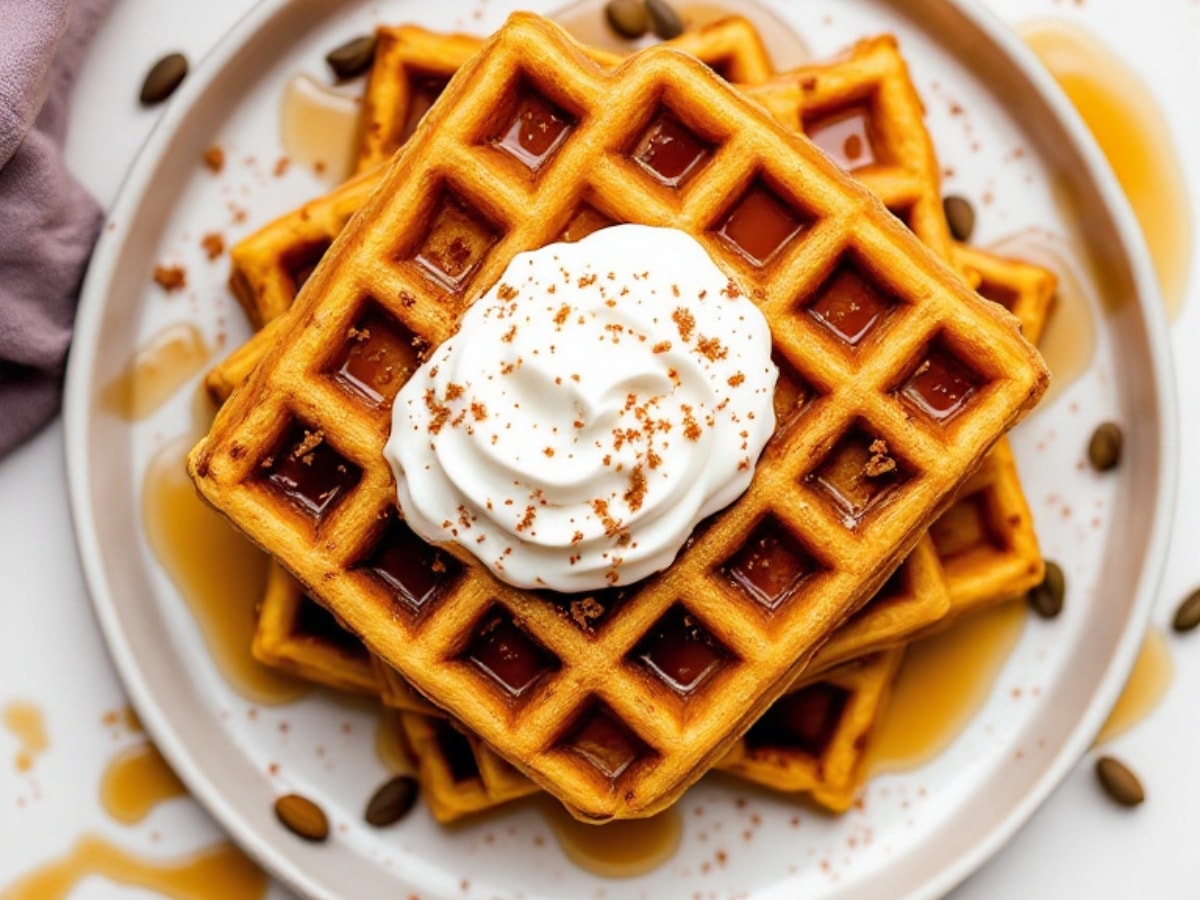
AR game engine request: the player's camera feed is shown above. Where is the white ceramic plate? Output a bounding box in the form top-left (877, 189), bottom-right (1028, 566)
top-left (65, 1), bottom-right (1175, 897)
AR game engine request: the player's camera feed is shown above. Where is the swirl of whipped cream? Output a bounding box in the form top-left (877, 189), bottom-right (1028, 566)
top-left (384, 224), bottom-right (777, 592)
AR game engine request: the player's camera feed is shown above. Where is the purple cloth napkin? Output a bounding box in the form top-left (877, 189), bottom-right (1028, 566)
top-left (0, 0), bottom-right (114, 457)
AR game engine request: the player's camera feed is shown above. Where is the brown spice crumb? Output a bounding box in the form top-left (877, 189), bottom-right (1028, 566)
top-left (652, 340), bottom-right (671, 354)
top-left (153, 264), bottom-right (187, 292)
top-left (516, 506), bottom-right (537, 532)
top-left (203, 145), bottom-right (225, 173)
top-left (672, 307), bottom-right (696, 342)
top-left (728, 372), bottom-right (745, 387)
top-left (200, 233), bottom-right (224, 261)
top-left (497, 283), bottom-right (518, 302)
top-left (696, 335), bottom-right (728, 361)
top-left (273, 156), bottom-right (290, 177)
top-left (291, 430), bottom-right (324, 462)
top-left (624, 465), bottom-right (647, 512)
top-left (569, 596), bottom-right (605, 629)
top-left (721, 279), bottom-right (743, 299)
top-left (543, 447), bottom-right (555, 457)
top-left (865, 439), bottom-right (897, 477)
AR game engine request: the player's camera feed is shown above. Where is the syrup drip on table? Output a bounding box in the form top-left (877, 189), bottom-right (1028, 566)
top-left (866, 600), bottom-right (1026, 775)
top-left (3, 702), bottom-right (47, 772)
top-left (1094, 627), bottom-right (1173, 746)
top-left (142, 435), bottom-right (307, 705)
top-left (100, 742), bottom-right (188, 824)
top-left (280, 73), bottom-right (360, 184)
top-left (540, 799), bottom-right (683, 878)
top-left (1020, 20), bottom-right (1192, 320)
top-left (0, 837), bottom-right (268, 900)
top-left (553, 0), bottom-right (811, 71)
top-left (987, 229), bottom-right (1094, 408)
top-left (100, 323), bottom-right (210, 421)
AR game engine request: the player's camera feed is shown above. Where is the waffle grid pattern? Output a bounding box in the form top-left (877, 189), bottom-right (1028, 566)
top-left (192, 14), bottom-right (1045, 819)
top-left (357, 18), bottom-right (773, 173)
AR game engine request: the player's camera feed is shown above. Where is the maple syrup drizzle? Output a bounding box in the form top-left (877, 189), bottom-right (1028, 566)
top-left (1094, 627), bottom-right (1173, 746)
top-left (634, 605), bottom-right (726, 696)
top-left (100, 742), bottom-right (188, 825)
top-left (716, 182), bottom-right (804, 266)
top-left (100, 323), bottom-right (210, 421)
top-left (722, 519), bottom-right (816, 610)
top-left (1020, 20), bottom-right (1192, 320)
top-left (633, 112), bottom-right (710, 187)
top-left (142, 435), bottom-right (307, 705)
top-left (0, 837), bottom-right (268, 900)
top-left (3, 702), bottom-right (47, 773)
top-left (866, 599), bottom-right (1026, 776)
top-left (493, 92), bottom-right (574, 170)
top-left (541, 799), bottom-right (683, 878)
top-left (465, 611), bottom-right (557, 697)
top-left (280, 73), bottom-right (361, 184)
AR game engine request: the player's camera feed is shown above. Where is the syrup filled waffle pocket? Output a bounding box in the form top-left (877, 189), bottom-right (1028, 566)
top-left (190, 13), bottom-right (1046, 821)
top-left (356, 16), bottom-right (774, 173)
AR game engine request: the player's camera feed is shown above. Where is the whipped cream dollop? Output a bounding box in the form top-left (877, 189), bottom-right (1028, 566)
top-left (384, 224), bottom-right (778, 592)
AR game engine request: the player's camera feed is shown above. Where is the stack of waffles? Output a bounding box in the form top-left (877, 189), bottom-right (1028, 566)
top-left (190, 12), bottom-right (1053, 824)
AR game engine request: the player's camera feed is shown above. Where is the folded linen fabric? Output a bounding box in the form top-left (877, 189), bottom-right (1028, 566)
top-left (0, 0), bottom-right (115, 456)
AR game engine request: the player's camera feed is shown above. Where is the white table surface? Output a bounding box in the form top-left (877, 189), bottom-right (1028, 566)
top-left (3, 0), bottom-right (1200, 897)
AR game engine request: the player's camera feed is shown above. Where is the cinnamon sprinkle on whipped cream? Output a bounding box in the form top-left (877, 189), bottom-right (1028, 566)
top-left (384, 224), bottom-right (778, 592)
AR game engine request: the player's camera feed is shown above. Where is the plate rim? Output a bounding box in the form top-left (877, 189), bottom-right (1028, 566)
top-left (63, 1), bottom-right (1178, 898)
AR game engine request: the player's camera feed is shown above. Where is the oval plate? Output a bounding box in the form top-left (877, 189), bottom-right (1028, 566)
top-left (65, 0), bottom-right (1175, 897)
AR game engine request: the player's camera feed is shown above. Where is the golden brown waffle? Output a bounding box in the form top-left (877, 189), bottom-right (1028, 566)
top-left (720, 648), bottom-right (904, 812)
top-left (226, 170), bottom-right (379, 331)
top-left (397, 650), bottom-right (904, 819)
top-left (375, 655), bottom-right (443, 717)
top-left (225, 24), bottom-right (1051, 699)
top-left (190, 13), bottom-right (1046, 820)
top-left (953, 243), bottom-right (1057, 346)
top-left (250, 561), bottom-right (380, 695)
top-left (743, 36), bottom-right (954, 265)
top-left (357, 17), bottom-right (773, 173)
top-left (399, 711), bottom-right (538, 823)
top-left (929, 437), bottom-right (1043, 619)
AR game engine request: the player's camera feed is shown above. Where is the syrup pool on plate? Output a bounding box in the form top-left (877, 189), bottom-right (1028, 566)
top-left (866, 600), bottom-right (1027, 776)
top-left (142, 435), bottom-right (306, 705)
top-left (1020, 19), bottom-right (1193, 319)
top-left (280, 73), bottom-right (361, 184)
top-left (99, 323), bottom-right (210, 422)
top-left (540, 801), bottom-right (683, 878)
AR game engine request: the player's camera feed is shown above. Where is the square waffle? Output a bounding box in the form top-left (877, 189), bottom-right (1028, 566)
top-left (190, 13), bottom-right (1047, 820)
top-left (251, 561), bottom-right (381, 695)
top-left (395, 651), bottom-right (904, 819)
top-left (398, 711), bottom-right (538, 823)
top-left (743, 36), bottom-right (954, 266)
top-left (952, 243), bottom-right (1057, 346)
top-left (357, 16), bottom-right (773, 173)
top-left (719, 648), bottom-right (904, 812)
top-left (223, 33), bottom-right (1049, 675)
